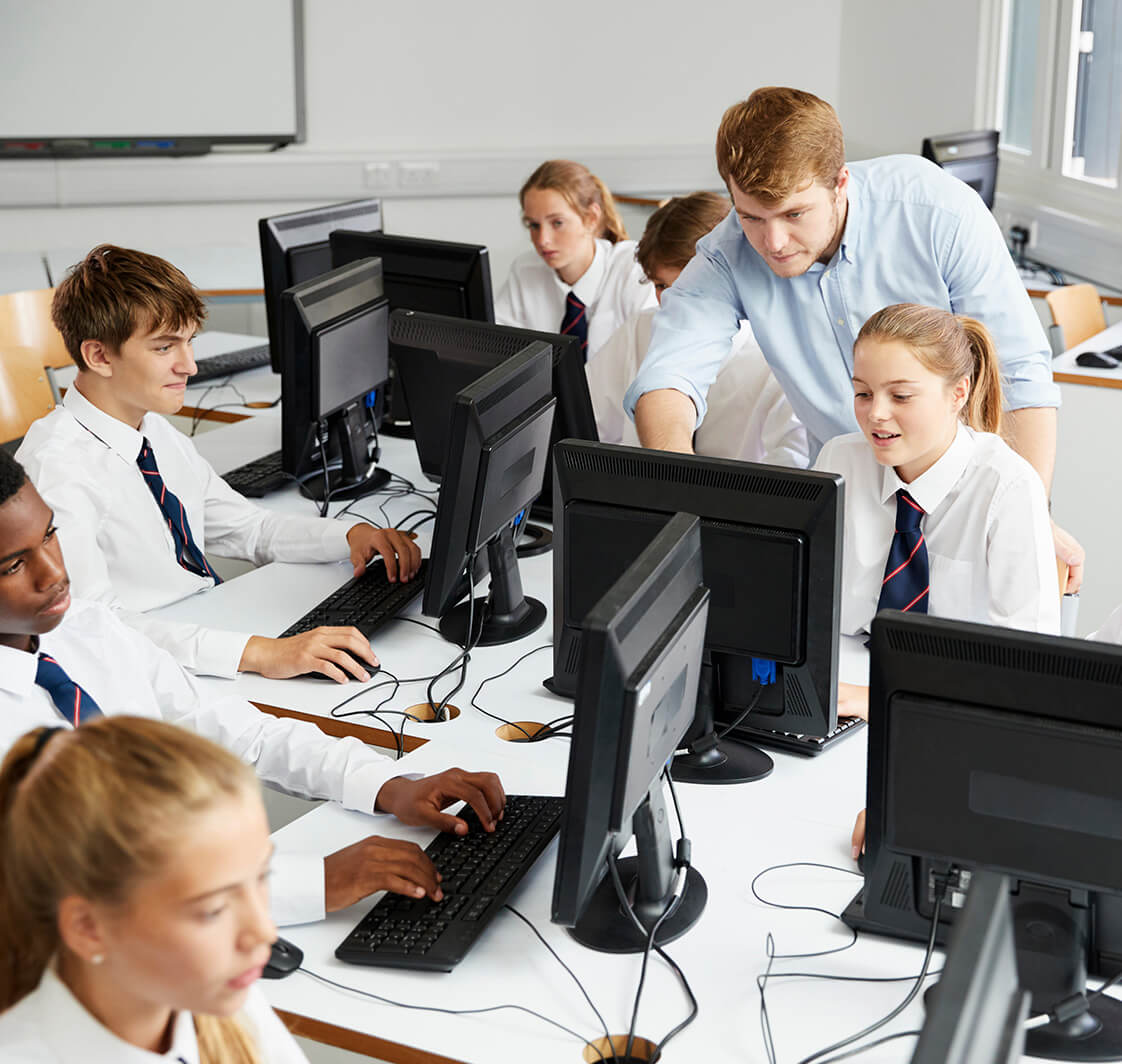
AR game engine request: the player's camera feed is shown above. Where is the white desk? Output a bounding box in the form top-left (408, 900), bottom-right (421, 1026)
top-left (141, 426), bottom-right (975, 1063)
top-left (1051, 320), bottom-right (1122, 389)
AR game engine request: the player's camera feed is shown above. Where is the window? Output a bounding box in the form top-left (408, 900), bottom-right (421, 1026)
top-left (994, 0), bottom-right (1122, 191)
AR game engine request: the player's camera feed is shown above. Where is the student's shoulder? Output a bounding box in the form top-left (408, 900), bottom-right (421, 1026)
top-left (507, 248), bottom-right (555, 282)
top-left (16, 405), bottom-right (87, 467)
top-left (0, 982), bottom-right (47, 1056)
top-left (967, 429), bottom-right (1045, 489)
top-left (815, 430), bottom-right (868, 467)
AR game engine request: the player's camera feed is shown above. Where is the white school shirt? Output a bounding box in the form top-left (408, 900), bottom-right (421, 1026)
top-left (813, 424), bottom-right (1060, 638)
top-left (0, 966), bottom-right (309, 1063)
top-left (590, 307), bottom-right (810, 468)
top-left (0, 598), bottom-right (410, 926)
top-left (17, 386), bottom-right (360, 678)
top-left (494, 238), bottom-right (656, 362)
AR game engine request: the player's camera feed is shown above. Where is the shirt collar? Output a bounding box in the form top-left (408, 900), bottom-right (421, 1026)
top-left (879, 421), bottom-right (975, 512)
top-left (38, 964), bottom-right (201, 1064)
top-left (63, 384), bottom-right (149, 462)
top-left (0, 639), bottom-right (38, 696)
top-left (561, 239), bottom-right (609, 307)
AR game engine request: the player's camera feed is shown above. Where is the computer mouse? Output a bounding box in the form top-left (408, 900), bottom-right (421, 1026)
top-left (262, 936), bottom-right (303, 979)
top-left (306, 656), bottom-right (381, 682)
top-left (1076, 350), bottom-right (1120, 369)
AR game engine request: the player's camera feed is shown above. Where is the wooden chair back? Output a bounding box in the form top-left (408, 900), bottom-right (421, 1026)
top-left (1044, 283), bottom-right (1107, 350)
top-left (0, 344), bottom-right (56, 444)
top-left (0, 288), bottom-right (72, 370)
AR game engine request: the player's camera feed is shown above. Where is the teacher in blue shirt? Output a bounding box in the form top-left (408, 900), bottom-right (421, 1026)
top-left (624, 86), bottom-right (1083, 590)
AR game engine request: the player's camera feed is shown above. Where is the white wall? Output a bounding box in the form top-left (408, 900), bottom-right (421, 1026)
top-left (837, 0), bottom-right (986, 159)
top-left (0, 0), bottom-right (842, 281)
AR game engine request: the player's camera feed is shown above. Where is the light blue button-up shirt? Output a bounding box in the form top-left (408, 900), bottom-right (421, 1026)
top-left (623, 154), bottom-right (1059, 456)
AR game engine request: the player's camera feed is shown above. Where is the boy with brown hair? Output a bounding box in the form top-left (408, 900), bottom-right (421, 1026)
top-left (589, 191), bottom-right (807, 466)
top-left (17, 244), bottom-right (420, 681)
top-left (623, 87), bottom-right (1082, 591)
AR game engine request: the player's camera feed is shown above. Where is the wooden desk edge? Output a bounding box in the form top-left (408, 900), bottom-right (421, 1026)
top-left (1054, 370), bottom-right (1122, 390)
top-left (276, 1009), bottom-right (467, 1064)
top-left (251, 700), bottom-right (429, 754)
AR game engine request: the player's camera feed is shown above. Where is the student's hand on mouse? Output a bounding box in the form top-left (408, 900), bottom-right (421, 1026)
top-left (376, 769), bottom-right (507, 835)
top-left (837, 682), bottom-right (870, 722)
top-left (323, 835), bottom-right (443, 911)
top-left (347, 524), bottom-right (422, 582)
top-left (851, 809), bottom-right (867, 861)
top-left (1052, 519), bottom-right (1085, 594)
top-left (240, 627), bottom-right (378, 683)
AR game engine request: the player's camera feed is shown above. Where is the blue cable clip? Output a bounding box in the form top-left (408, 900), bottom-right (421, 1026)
top-left (365, 390), bottom-right (378, 408)
top-left (752, 658), bottom-right (776, 685)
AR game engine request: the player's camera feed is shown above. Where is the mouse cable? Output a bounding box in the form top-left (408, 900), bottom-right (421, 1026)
top-left (295, 965), bottom-right (612, 1063)
top-left (812, 1029), bottom-right (922, 1064)
top-left (794, 886), bottom-right (945, 1064)
top-left (502, 903), bottom-right (613, 1050)
top-left (468, 644), bottom-right (565, 741)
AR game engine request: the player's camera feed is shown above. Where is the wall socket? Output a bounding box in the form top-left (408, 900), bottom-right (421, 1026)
top-left (1009, 218), bottom-right (1039, 249)
top-left (399, 161), bottom-right (440, 187)
top-left (363, 162), bottom-right (394, 189)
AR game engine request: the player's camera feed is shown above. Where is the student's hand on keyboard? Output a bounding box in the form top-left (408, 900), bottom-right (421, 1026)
top-left (347, 524), bottom-right (423, 582)
top-left (851, 808), bottom-right (867, 861)
top-left (837, 682), bottom-right (869, 722)
top-left (240, 627), bottom-right (379, 682)
top-left (376, 769), bottom-right (507, 836)
top-left (324, 835), bottom-right (444, 912)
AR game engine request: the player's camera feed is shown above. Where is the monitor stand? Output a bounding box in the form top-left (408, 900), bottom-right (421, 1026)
top-left (1014, 883), bottom-right (1122, 1061)
top-left (439, 525), bottom-right (547, 647)
top-left (305, 403), bottom-right (391, 501)
top-left (671, 657), bottom-right (773, 784)
top-left (568, 783), bottom-right (707, 954)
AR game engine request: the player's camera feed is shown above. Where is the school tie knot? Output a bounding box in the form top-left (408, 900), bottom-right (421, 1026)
top-left (135, 437), bottom-right (222, 584)
top-left (876, 489), bottom-right (929, 616)
top-left (35, 653), bottom-right (104, 726)
top-left (560, 291), bottom-right (589, 362)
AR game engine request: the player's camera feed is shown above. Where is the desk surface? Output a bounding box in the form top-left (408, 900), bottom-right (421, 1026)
top-left (1052, 320), bottom-right (1122, 389)
top-left (143, 426), bottom-right (966, 1064)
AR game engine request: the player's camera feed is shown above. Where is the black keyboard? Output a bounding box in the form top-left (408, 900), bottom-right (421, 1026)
top-left (732, 715), bottom-right (866, 756)
top-left (192, 343), bottom-right (272, 383)
top-left (280, 558), bottom-right (429, 639)
top-left (336, 794), bottom-right (564, 971)
top-left (221, 450), bottom-right (287, 498)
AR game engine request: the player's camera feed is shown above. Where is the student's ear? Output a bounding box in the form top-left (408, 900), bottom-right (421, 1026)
top-left (80, 340), bottom-right (115, 379)
top-left (583, 201), bottom-right (602, 235)
top-left (951, 375), bottom-right (970, 414)
top-left (57, 894), bottom-right (112, 966)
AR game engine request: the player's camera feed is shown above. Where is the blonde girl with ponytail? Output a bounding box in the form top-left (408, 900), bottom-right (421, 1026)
top-left (494, 160), bottom-right (656, 363)
top-left (814, 302), bottom-right (1059, 721)
top-left (0, 717), bottom-right (308, 1064)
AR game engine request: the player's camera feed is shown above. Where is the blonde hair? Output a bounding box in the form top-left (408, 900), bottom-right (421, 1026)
top-left (0, 718), bottom-right (261, 1064)
top-left (857, 303), bottom-right (1004, 434)
top-left (715, 87), bottom-right (846, 204)
top-left (635, 191), bottom-right (731, 277)
top-left (520, 160), bottom-right (628, 243)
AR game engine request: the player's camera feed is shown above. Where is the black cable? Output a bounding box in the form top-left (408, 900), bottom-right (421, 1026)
top-left (1088, 969), bottom-right (1122, 1004)
top-left (295, 966), bottom-right (609, 1061)
top-left (469, 644), bottom-right (563, 740)
top-left (427, 555), bottom-right (481, 722)
top-left (795, 892), bottom-right (944, 1064)
top-left (503, 904), bottom-right (613, 1049)
top-left (814, 1029), bottom-right (921, 1064)
top-left (714, 683), bottom-right (764, 740)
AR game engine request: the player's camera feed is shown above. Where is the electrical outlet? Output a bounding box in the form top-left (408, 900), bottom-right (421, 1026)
top-left (1010, 218), bottom-right (1040, 248)
top-left (363, 162), bottom-right (394, 189)
top-left (400, 161), bottom-right (440, 187)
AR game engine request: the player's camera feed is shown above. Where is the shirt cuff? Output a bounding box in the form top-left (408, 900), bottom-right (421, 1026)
top-left (269, 850), bottom-right (327, 927)
top-left (321, 522), bottom-right (355, 561)
top-left (623, 372), bottom-right (706, 427)
top-left (1003, 376), bottom-right (1062, 411)
top-left (193, 629), bottom-right (253, 680)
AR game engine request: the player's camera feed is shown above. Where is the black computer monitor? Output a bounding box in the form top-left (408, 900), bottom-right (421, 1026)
top-left (279, 258), bottom-right (391, 501)
top-left (259, 199), bottom-right (383, 371)
top-left (552, 512), bottom-right (710, 953)
top-left (388, 309), bottom-right (596, 520)
top-left (846, 611), bottom-right (1122, 1061)
top-left (911, 869), bottom-right (1029, 1064)
top-left (330, 231), bottom-right (494, 433)
top-left (552, 440), bottom-right (843, 784)
top-left (423, 341), bottom-right (555, 646)
top-left (921, 130), bottom-right (999, 209)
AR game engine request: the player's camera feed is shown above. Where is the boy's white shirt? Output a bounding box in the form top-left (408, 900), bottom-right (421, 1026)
top-left (590, 306), bottom-right (809, 467)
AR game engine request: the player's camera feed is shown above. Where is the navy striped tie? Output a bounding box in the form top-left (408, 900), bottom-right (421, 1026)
top-left (136, 438), bottom-right (222, 584)
top-left (560, 292), bottom-right (589, 362)
top-left (36, 653), bottom-right (104, 726)
top-left (877, 489), bottom-right (929, 615)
